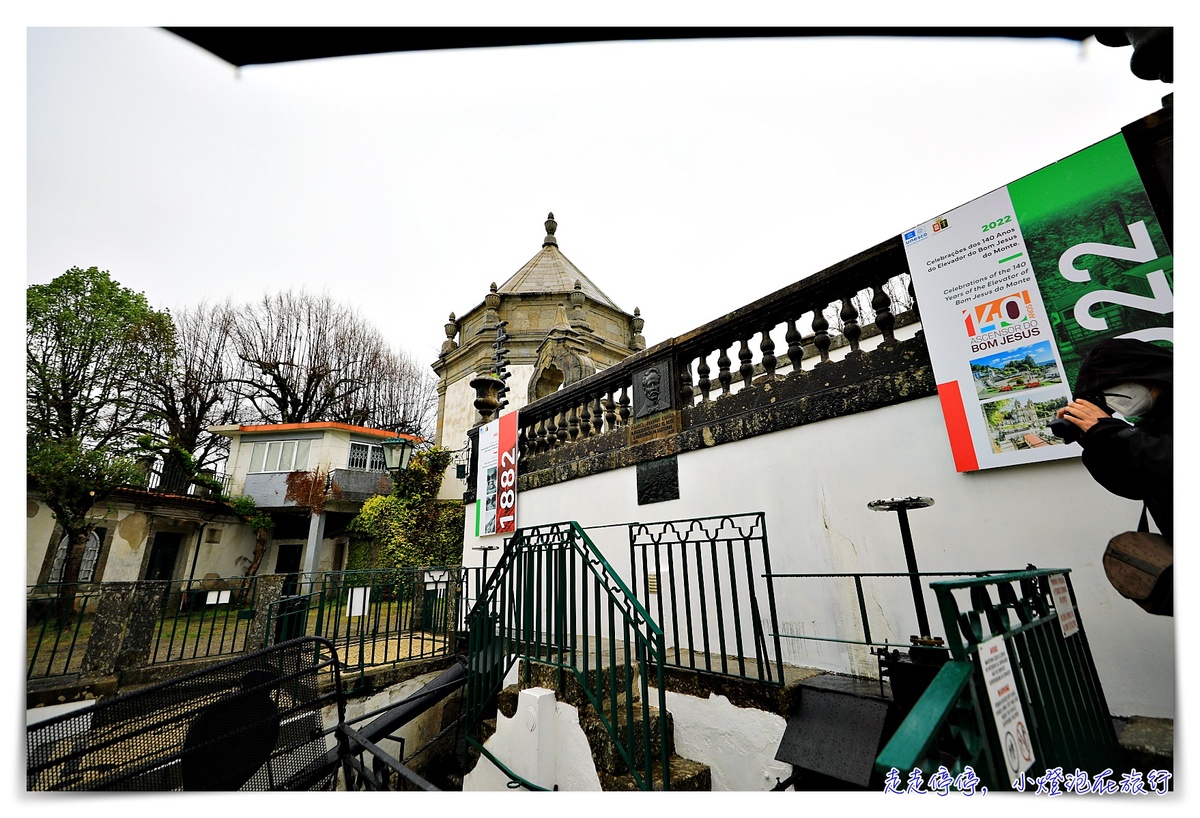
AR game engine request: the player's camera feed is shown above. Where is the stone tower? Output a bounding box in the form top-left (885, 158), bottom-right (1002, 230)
top-left (432, 213), bottom-right (646, 499)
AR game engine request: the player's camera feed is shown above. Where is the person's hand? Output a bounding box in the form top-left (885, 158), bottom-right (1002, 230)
top-left (1056, 398), bottom-right (1111, 435)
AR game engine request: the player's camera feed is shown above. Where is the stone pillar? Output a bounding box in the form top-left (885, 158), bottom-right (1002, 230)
top-left (302, 512), bottom-right (326, 576)
top-left (79, 582), bottom-right (167, 678)
top-left (246, 574), bottom-right (286, 652)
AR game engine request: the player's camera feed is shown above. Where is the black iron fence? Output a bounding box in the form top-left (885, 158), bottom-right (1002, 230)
top-left (26, 567), bottom-right (481, 686)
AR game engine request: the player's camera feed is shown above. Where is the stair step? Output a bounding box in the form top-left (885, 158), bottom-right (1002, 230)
top-left (598, 753), bottom-right (712, 791)
top-left (580, 702), bottom-right (674, 774)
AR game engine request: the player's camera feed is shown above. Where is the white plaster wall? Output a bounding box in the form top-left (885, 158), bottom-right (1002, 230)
top-left (322, 667), bottom-right (465, 789)
top-left (651, 686), bottom-right (792, 791)
top-left (463, 687), bottom-right (601, 792)
top-left (26, 499), bottom-right (59, 585)
top-left (462, 394), bottom-right (1173, 719)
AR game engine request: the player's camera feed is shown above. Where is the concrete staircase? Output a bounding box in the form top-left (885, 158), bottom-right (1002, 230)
top-left (470, 657), bottom-right (711, 791)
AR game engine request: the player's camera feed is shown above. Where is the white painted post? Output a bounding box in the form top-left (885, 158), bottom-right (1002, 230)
top-left (514, 687), bottom-right (558, 789)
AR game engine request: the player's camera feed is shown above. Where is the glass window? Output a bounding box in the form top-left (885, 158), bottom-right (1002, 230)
top-left (249, 439), bottom-right (314, 473)
top-left (49, 529), bottom-right (104, 583)
top-left (279, 441), bottom-right (296, 472)
top-left (348, 442), bottom-right (387, 472)
top-left (250, 442), bottom-right (268, 473)
top-left (295, 440), bottom-right (311, 471)
top-left (264, 441), bottom-right (282, 472)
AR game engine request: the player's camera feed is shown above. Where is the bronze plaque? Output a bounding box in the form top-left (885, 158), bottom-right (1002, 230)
top-left (628, 411), bottom-right (682, 446)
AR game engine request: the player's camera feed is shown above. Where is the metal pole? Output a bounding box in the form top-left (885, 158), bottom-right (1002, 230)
top-left (896, 507), bottom-right (931, 637)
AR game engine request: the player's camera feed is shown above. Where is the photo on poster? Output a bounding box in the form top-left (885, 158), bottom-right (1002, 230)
top-left (979, 393), bottom-right (1069, 454)
top-left (969, 340), bottom-right (1064, 398)
top-left (486, 466), bottom-right (497, 494)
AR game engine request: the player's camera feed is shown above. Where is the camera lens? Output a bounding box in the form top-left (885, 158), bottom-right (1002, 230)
top-left (1049, 417), bottom-right (1081, 443)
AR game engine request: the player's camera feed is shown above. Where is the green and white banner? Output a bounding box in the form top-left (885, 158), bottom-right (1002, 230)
top-left (904, 134), bottom-right (1172, 472)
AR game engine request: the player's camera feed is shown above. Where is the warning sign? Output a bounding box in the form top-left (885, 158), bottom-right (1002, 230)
top-left (979, 635), bottom-right (1034, 784)
top-left (1048, 573), bottom-right (1079, 638)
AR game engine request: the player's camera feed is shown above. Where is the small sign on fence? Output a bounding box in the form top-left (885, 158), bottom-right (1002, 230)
top-left (348, 586), bottom-right (370, 617)
top-left (979, 635), bottom-right (1035, 785)
top-left (1048, 574), bottom-right (1079, 638)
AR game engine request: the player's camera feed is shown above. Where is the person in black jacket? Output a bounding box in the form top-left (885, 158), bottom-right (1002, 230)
top-left (1055, 338), bottom-right (1172, 613)
top-left (1055, 338), bottom-right (1173, 539)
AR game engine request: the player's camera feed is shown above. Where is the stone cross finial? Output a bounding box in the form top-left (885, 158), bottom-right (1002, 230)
top-left (543, 212), bottom-right (558, 247)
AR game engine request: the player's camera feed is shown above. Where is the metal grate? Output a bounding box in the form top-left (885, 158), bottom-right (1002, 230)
top-left (27, 637), bottom-right (345, 791)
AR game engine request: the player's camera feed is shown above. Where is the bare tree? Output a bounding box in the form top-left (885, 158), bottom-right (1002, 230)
top-left (140, 300), bottom-right (246, 489)
top-left (229, 289), bottom-right (436, 434)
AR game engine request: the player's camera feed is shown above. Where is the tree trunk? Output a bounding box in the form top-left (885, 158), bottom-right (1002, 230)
top-left (55, 526), bottom-right (91, 624)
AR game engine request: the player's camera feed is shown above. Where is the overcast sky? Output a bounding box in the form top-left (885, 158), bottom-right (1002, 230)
top-left (26, 25), bottom-right (1172, 371)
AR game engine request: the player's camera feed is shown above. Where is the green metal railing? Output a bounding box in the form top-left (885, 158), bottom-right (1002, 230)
top-left (26, 583), bottom-right (103, 680)
top-left (875, 568), bottom-right (1121, 790)
top-left (465, 522), bottom-right (671, 790)
top-left (629, 513), bottom-right (783, 686)
top-left (266, 568), bottom-right (478, 673)
top-left (148, 576), bottom-right (258, 664)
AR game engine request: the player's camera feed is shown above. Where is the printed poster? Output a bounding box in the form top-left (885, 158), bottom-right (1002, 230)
top-left (904, 134), bottom-right (1172, 471)
top-left (474, 411), bottom-right (519, 536)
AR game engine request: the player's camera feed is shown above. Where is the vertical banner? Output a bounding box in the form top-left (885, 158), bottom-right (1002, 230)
top-left (475, 411), bottom-right (519, 536)
top-left (904, 134), bottom-right (1172, 471)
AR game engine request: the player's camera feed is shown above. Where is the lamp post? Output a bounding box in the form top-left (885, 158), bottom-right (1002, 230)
top-left (380, 435), bottom-right (417, 474)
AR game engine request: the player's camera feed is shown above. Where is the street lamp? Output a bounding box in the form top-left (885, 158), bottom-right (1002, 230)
top-left (380, 435), bottom-right (417, 473)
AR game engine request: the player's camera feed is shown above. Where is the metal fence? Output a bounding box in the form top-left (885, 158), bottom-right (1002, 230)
top-left (148, 576), bottom-right (259, 665)
top-left (27, 567), bottom-right (480, 683)
top-left (874, 568), bottom-right (1121, 790)
top-left (263, 567), bottom-right (481, 673)
top-left (628, 513), bottom-right (784, 686)
top-left (26, 583), bottom-right (103, 680)
top-left (465, 522), bottom-right (671, 790)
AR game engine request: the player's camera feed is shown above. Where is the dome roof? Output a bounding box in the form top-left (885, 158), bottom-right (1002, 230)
top-left (495, 213), bottom-right (623, 312)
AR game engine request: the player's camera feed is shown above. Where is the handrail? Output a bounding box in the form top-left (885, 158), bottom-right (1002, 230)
top-left (873, 568), bottom-right (1120, 790)
top-left (465, 521), bottom-right (671, 790)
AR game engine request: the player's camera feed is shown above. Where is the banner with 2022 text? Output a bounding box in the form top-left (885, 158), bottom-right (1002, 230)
top-left (903, 133), bottom-right (1172, 472)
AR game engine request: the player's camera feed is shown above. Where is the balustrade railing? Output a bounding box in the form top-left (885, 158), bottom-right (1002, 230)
top-left (516, 236), bottom-right (919, 460)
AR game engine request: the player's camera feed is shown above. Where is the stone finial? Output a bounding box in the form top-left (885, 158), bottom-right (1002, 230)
top-left (569, 278), bottom-right (590, 330)
top-left (632, 306), bottom-right (646, 350)
top-left (441, 312), bottom-right (459, 355)
top-left (552, 304), bottom-right (571, 330)
top-left (484, 284), bottom-right (501, 327)
top-left (543, 212), bottom-right (558, 247)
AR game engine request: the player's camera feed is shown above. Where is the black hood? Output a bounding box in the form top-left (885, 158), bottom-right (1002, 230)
top-left (1074, 338), bottom-right (1173, 396)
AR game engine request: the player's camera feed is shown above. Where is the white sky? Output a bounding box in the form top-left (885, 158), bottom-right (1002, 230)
top-left (24, 22), bottom-right (1174, 370)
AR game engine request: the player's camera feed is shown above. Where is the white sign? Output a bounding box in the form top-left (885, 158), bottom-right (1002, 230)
top-left (1048, 573), bottom-right (1079, 638)
top-left (979, 635), bottom-right (1034, 784)
top-left (347, 586), bottom-right (370, 617)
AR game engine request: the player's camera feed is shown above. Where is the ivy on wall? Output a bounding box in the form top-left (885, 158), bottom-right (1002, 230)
top-left (347, 448), bottom-right (465, 569)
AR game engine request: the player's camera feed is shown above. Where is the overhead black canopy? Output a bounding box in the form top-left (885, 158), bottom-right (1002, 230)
top-left (162, 27), bottom-right (1171, 82)
top-left (161, 28), bottom-right (1102, 64)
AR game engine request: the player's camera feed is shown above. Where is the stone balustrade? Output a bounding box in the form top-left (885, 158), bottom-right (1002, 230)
top-left (514, 234), bottom-right (932, 487)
